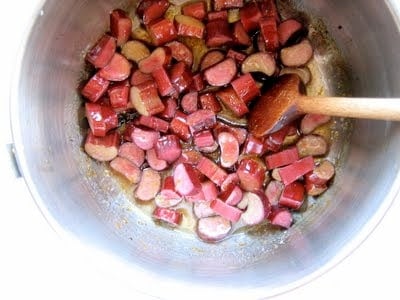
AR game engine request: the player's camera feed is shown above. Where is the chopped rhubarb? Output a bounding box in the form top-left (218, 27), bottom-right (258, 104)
top-left (237, 191), bottom-right (270, 225)
top-left (201, 181), bottom-right (219, 202)
top-left (206, 19), bottom-right (233, 47)
top-left (138, 115), bottom-right (169, 133)
top-left (218, 132), bottom-right (239, 168)
top-left (220, 185), bottom-right (243, 206)
top-left (239, 1), bottom-right (262, 32)
top-left (165, 41), bottom-right (194, 68)
top-left (175, 15), bottom-right (205, 39)
top-left (85, 102), bottom-right (118, 137)
top-left (242, 135), bottom-right (265, 155)
top-left (265, 147), bottom-right (300, 170)
top-left (199, 93), bottom-right (221, 113)
top-left (216, 87), bottom-right (249, 117)
top-left (237, 157), bottom-right (266, 192)
top-left (190, 73), bottom-right (205, 91)
top-left (173, 163), bottom-right (202, 196)
top-left (210, 199), bottom-right (242, 222)
top-left (181, 91), bottom-right (199, 113)
top-left (139, 47), bottom-right (172, 74)
top-left (131, 127), bottom-right (160, 150)
top-left (153, 207), bottom-right (182, 227)
top-left (182, 1), bottom-right (207, 20)
top-left (110, 156), bottom-right (141, 183)
top-left (197, 157), bottom-right (228, 186)
top-left (151, 67), bottom-right (176, 96)
top-left (213, 122), bottom-right (248, 145)
top-left (130, 69), bottom-right (153, 86)
top-left (147, 18), bottom-right (178, 46)
top-left (81, 72), bottom-right (110, 102)
top-left (279, 181), bottom-right (305, 209)
top-left (141, 0), bottom-right (170, 25)
top-left (98, 53), bottom-right (132, 81)
top-left (207, 10), bottom-right (228, 21)
top-left (169, 61), bottom-right (193, 94)
top-left (169, 118), bottom-right (191, 142)
top-left (155, 135), bottom-right (182, 163)
top-left (86, 34), bottom-right (116, 68)
top-left (158, 97), bottom-right (177, 120)
top-left (146, 148), bottom-right (168, 171)
top-left (213, 0), bottom-right (243, 11)
top-left (194, 130), bottom-right (215, 148)
top-left (226, 49), bottom-right (247, 64)
top-left (278, 156), bottom-right (315, 185)
top-left (233, 21), bottom-right (252, 46)
top-left (110, 9), bottom-right (132, 46)
top-left (130, 85), bottom-right (165, 116)
top-left (263, 124), bottom-right (292, 152)
top-left (259, 17), bottom-right (279, 52)
top-left (108, 80), bottom-right (129, 109)
top-left (268, 207), bottom-right (293, 229)
top-left (84, 130), bottom-right (120, 162)
top-left (186, 109), bottom-right (217, 134)
top-left (118, 141), bottom-right (145, 167)
top-left (231, 73), bottom-right (260, 104)
top-left (158, 176), bottom-right (182, 205)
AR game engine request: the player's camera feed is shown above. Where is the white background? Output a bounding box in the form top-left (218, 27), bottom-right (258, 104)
top-left (1, 1), bottom-right (399, 299)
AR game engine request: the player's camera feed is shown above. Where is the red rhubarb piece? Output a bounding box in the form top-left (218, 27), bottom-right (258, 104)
top-left (86, 34), bottom-right (116, 68)
top-left (110, 9), bottom-right (132, 46)
top-left (278, 156), bottom-right (315, 185)
top-left (81, 72), bottom-right (110, 102)
top-left (279, 181), bottom-right (305, 209)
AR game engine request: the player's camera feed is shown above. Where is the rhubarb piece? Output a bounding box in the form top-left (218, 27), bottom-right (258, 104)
top-left (197, 216), bottom-right (231, 242)
top-left (140, 0), bottom-right (170, 25)
top-left (231, 73), bottom-right (260, 104)
top-left (259, 16), bottom-right (279, 52)
top-left (131, 25), bottom-right (153, 45)
top-left (153, 207), bottom-right (182, 227)
top-left (280, 39), bottom-right (314, 67)
top-left (237, 192), bottom-right (270, 225)
top-left (278, 18), bottom-right (304, 46)
top-left (108, 80), bottom-right (129, 109)
top-left (85, 102), bottom-right (118, 137)
top-left (155, 135), bottom-right (182, 163)
top-left (213, 0), bottom-right (243, 11)
top-left (210, 199), bottom-right (242, 222)
top-left (263, 124), bottom-right (292, 152)
top-left (181, 91), bottom-right (199, 113)
top-left (138, 47), bottom-right (172, 74)
top-left (147, 18), bottom-right (178, 46)
top-left (241, 52), bottom-right (276, 76)
top-left (206, 19), bottom-right (233, 47)
top-left (165, 41), bottom-right (194, 68)
top-left (239, 1), bottom-right (262, 32)
top-left (216, 86), bottom-right (249, 117)
top-left (220, 185), bottom-right (243, 206)
top-left (199, 93), bottom-right (222, 113)
top-left (204, 58), bottom-right (237, 87)
top-left (152, 67), bottom-right (176, 96)
top-left (81, 73), bottom-right (110, 102)
top-left (226, 49), bottom-right (247, 64)
top-left (131, 127), bottom-right (160, 150)
top-left (190, 73), bottom-right (205, 91)
top-left (218, 132), bottom-right (239, 168)
top-left (296, 134), bottom-right (328, 157)
top-left (169, 118), bottom-right (191, 142)
top-left (213, 122), bottom-right (248, 145)
top-left (135, 168), bottom-right (161, 201)
top-left (130, 85), bottom-right (165, 116)
top-left (265, 147), bottom-right (300, 169)
top-left (130, 69), bottom-right (153, 86)
top-left (278, 156), bottom-right (315, 185)
top-left (242, 135), bottom-right (265, 155)
top-left (138, 115), bottom-right (169, 132)
top-left (118, 142), bottom-right (145, 167)
top-left (197, 156), bottom-right (228, 186)
top-left (159, 97), bottom-right (177, 120)
top-left (173, 163), bottom-right (202, 196)
top-left (279, 181), bottom-right (305, 209)
top-left (194, 130), bottom-right (215, 148)
top-left (232, 21), bottom-right (251, 46)
top-left (200, 49), bottom-right (226, 71)
top-left (98, 53), bottom-right (132, 81)
top-left (169, 61), bottom-right (193, 94)
top-left (146, 148), bottom-right (168, 171)
top-left (175, 14), bottom-right (205, 39)
top-left (201, 181), bottom-right (219, 202)
top-left (259, 0), bottom-right (280, 21)
top-left (207, 10), bottom-right (228, 21)
top-left (237, 157), bottom-right (266, 192)
top-left (305, 181), bottom-right (327, 196)
top-left (110, 9), bottom-right (132, 46)
top-left (156, 176), bottom-right (183, 207)
top-left (110, 157), bottom-right (141, 183)
top-left (300, 114), bottom-right (331, 135)
top-left (84, 130), bottom-right (120, 162)
top-left (305, 160), bottom-right (335, 185)
top-left (182, 1), bottom-right (207, 20)
top-left (194, 201), bottom-right (216, 218)
top-left (268, 207), bottom-right (293, 228)
top-left (186, 109), bottom-right (217, 134)
top-left (86, 34), bottom-right (116, 68)
top-left (264, 180), bottom-right (284, 206)
top-left (121, 40), bottom-right (151, 63)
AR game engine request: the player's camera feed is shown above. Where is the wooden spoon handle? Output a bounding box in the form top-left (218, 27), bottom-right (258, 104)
top-left (297, 96), bottom-right (400, 120)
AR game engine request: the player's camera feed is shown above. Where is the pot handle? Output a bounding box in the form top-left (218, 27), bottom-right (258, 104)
top-left (6, 143), bottom-right (22, 178)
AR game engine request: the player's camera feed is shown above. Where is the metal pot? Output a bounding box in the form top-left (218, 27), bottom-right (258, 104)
top-left (10, 0), bottom-right (400, 298)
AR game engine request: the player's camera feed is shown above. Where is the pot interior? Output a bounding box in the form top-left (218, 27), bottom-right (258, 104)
top-left (12, 0), bottom-right (400, 298)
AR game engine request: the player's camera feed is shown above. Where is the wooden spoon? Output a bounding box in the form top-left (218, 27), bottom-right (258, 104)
top-left (248, 74), bottom-right (400, 137)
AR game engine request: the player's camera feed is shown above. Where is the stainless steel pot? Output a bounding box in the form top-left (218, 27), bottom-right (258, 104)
top-left (10, 0), bottom-right (400, 298)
